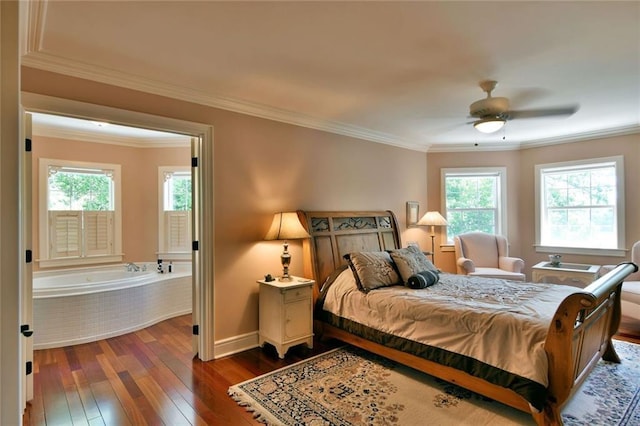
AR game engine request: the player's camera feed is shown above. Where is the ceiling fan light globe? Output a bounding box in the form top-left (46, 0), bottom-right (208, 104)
top-left (474, 118), bottom-right (505, 133)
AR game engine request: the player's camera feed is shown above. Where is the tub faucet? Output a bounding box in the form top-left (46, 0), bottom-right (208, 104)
top-left (126, 262), bottom-right (141, 272)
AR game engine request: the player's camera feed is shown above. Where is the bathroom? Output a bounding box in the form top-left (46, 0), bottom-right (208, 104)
top-left (30, 113), bottom-right (193, 349)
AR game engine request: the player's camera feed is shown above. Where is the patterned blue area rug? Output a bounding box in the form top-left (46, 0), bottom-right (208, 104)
top-left (229, 340), bottom-right (639, 425)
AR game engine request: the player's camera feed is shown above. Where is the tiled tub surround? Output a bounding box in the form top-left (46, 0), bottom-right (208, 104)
top-left (33, 262), bottom-right (192, 349)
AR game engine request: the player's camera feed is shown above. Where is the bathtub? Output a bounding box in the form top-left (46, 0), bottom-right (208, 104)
top-left (33, 262), bottom-right (192, 349)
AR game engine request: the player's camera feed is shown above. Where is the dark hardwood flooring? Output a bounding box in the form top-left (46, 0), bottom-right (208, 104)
top-left (25, 314), bottom-right (339, 425)
top-left (25, 315), bottom-right (639, 425)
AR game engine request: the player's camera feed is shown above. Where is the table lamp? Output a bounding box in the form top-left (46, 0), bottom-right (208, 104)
top-left (417, 211), bottom-right (448, 264)
top-left (264, 212), bottom-right (311, 281)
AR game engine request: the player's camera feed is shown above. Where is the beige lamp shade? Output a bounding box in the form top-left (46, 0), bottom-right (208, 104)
top-left (416, 211), bottom-right (448, 228)
top-left (264, 212), bottom-right (311, 241)
top-left (417, 211), bottom-right (448, 264)
top-left (265, 212), bottom-right (310, 281)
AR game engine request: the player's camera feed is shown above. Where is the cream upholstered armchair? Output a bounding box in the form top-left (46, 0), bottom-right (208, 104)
top-left (454, 232), bottom-right (525, 281)
top-left (602, 241), bottom-right (640, 323)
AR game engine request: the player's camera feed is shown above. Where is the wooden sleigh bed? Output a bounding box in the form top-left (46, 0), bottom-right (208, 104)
top-left (300, 209), bottom-right (637, 426)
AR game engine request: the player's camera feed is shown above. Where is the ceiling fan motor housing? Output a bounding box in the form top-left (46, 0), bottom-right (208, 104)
top-left (469, 97), bottom-right (510, 118)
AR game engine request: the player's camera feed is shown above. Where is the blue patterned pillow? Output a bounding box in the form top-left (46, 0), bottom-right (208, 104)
top-left (406, 270), bottom-right (440, 289)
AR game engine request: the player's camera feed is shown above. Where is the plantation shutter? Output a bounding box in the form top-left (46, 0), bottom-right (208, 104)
top-left (165, 211), bottom-right (191, 252)
top-left (84, 211), bottom-right (114, 256)
top-left (49, 211), bottom-right (82, 258)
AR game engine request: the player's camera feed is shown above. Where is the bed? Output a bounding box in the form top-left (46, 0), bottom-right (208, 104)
top-left (300, 210), bottom-right (637, 426)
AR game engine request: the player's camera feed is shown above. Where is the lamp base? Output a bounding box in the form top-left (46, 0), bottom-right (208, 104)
top-left (430, 234), bottom-right (436, 264)
top-left (279, 241), bottom-right (292, 281)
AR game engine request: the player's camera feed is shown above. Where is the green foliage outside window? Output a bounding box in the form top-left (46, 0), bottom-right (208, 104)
top-left (445, 175), bottom-right (499, 241)
top-left (542, 166), bottom-right (616, 247)
top-left (48, 171), bottom-right (112, 211)
top-left (167, 174), bottom-right (192, 211)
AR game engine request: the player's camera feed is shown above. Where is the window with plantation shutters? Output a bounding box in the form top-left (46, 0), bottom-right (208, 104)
top-left (165, 211), bottom-right (191, 252)
top-left (39, 158), bottom-right (122, 267)
top-left (84, 211), bottom-right (114, 256)
top-left (159, 167), bottom-right (192, 259)
top-left (49, 211), bottom-right (82, 258)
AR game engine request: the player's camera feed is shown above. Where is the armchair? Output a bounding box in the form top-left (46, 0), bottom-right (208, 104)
top-left (454, 232), bottom-right (525, 281)
top-left (602, 241), bottom-right (640, 323)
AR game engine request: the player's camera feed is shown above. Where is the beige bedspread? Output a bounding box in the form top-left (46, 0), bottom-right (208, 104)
top-left (322, 270), bottom-right (581, 387)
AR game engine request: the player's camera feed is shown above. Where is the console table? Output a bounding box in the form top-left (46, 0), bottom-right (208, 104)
top-left (531, 261), bottom-right (601, 288)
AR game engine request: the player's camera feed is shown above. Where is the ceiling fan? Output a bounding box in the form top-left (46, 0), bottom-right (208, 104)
top-left (469, 80), bottom-right (578, 133)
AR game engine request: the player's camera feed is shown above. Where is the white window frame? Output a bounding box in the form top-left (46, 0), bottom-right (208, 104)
top-left (441, 167), bottom-right (507, 245)
top-left (158, 166), bottom-right (192, 260)
top-left (535, 156), bottom-right (625, 257)
top-left (38, 158), bottom-right (123, 267)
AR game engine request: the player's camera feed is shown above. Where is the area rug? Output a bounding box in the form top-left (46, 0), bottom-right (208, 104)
top-left (228, 340), bottom-right (640, 425)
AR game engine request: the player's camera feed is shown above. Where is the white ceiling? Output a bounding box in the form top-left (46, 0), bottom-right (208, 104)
top-left (22, 1), bottom-right (640, 152)
top-left (30, 112), bottom-right (191, 147)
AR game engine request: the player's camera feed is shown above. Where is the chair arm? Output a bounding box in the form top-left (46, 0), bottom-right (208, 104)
top-left (499, 256), bottom-right (525, 273)
top-left (457, 257), bottom-right (475, 273)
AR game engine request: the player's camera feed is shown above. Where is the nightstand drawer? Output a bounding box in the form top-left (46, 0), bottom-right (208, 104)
top-left (283, 286), bottom-right (311, 302)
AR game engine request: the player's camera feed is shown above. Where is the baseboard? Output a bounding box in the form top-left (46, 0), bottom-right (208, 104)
top-left (214, 331), bottom-right (260, 359)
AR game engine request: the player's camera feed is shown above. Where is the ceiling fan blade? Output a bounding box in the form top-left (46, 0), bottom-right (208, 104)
top-left (505, 105), bottom-right (578, 120)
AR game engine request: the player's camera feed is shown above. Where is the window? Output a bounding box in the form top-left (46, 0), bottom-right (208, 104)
top-left (441, 167), bottom-right (507, 244)
top-left (536, 156), bottom-right (625, 255)
top-left (39, 158), bottom-right (122, 267)
top-left (158, 167), bottom-right (192, 258)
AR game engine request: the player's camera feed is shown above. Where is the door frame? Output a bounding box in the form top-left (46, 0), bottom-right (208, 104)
top-left (21, 92), bottom-right (216, 361)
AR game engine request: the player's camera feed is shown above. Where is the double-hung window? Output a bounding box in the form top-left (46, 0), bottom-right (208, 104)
top-left (39, 158), bottom-right (122, 267)
top-left (535, 156), bottom-right (625, 255)
top-left (441, 167), bottom-right (507, 244)
top-left (158, 167), bottom-right (192, 259)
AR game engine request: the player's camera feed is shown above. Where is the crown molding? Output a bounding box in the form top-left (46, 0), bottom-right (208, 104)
top-left (22, 51), bottom-right (427, 152)
top-left (427, 125), bottom-right (640, 153)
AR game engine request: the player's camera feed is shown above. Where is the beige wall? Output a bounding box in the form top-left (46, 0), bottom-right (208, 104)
top-left (22, 67), bottom-right (430, 341)
top-left (32, 135), bottom-right (191, 268)
top-left (427, 134), bottom-right (640, 279)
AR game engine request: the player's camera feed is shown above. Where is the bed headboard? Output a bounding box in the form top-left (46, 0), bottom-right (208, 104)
top-left (301, 210), bottom-right (402, 292)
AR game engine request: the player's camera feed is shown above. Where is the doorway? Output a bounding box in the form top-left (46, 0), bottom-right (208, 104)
top-left (21, 93), bottom-right (215, 366)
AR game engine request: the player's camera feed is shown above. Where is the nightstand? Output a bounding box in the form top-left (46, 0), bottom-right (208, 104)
top-left (257, 277), bottom-right (314, 358)
top-left (532, 261), bottom-right (601, 288)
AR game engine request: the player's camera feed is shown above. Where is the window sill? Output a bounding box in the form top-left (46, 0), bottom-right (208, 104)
top-left (534, 245), bottom-right (627, 258)
top-left (37, 254), bottom-right (124, 269)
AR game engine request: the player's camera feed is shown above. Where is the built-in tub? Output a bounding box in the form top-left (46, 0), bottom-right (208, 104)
top-left (33, 262), bottom-right (192, 349)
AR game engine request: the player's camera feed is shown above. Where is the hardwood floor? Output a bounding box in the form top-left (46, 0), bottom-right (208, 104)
top-left (26, 315), bottom-right (639, 425)
top-left (25, 315), bottom-right (339, 425)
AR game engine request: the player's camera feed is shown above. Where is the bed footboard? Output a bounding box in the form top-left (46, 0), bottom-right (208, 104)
top-left (540, 262), bottom-right (637, 425)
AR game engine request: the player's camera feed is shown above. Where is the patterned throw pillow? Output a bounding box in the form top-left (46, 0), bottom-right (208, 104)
top-left (344, 251), bottom-right (401, 292)
top-left (388, 245), bottom-right (439, 285)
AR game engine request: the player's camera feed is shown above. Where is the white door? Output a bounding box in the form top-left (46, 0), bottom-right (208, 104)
top-left (191, 137), bottom-right (200, 356)
top-left (20, 112), bottom-right (34, 405)
top-left (192, 134), bottom-right (215, 361)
